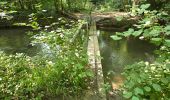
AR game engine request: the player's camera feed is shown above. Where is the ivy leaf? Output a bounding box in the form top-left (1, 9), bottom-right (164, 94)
top-left (123, 91), bottom-right (133, 99)
top-left (132, 29), bottom-right (143, 37)
top-left (134, 87), bottom-right (144, 95)
top-left (132, 96), bottom-right (140, 100)
top-left (152, 84), bottom-right (161, 92)
top-left (110, 35), bottom-right (122, 40)
top-left (144, 86), bottom-right (151, 92)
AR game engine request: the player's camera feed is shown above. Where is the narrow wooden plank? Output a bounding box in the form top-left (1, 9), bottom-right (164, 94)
top-left (87, 21), bottom-right (106, 100)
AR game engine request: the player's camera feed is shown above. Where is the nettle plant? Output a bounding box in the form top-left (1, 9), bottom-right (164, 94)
top-left (111, 3), bottom-right (170, 100)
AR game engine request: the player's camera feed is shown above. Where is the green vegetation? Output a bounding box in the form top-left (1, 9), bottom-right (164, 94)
top-left (0, 0), bottom-right (92, 12)
top-left (0, 0), bottom-right (95, 99)
top-left (0, 16), bottom-right (93, 99)
top-left (111, 1), bottom-right (170, 100)
top-left (0, 0), bottom-right (170, 99)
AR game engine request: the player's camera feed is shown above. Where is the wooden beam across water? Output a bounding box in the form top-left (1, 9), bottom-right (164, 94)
top-left (87, 21), bottom-right (106, 100)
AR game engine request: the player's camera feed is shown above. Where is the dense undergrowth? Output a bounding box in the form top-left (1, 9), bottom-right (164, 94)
top-left (1, 0), bottom-right (170, 100)
top-left (0, 12), bottom-right (93, 99)
top-left (111, 2), bottom-right (170, 100)
top-left (0, 0), bottom-right (95, 99)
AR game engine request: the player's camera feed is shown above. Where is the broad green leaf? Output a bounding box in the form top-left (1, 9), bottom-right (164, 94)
top-left (165, 31), bottom-right (170, 35)
top-left (152, 84), bottom-right (161, 92)
top-left (168, 84), bottom-right (170, 89)
top-left (143, 29), bottom-right (151, 37)
top-left (161, 11), bottom-right (168, 16)
top-left (165, 40), bottom-right (170, 47)
top-left (0, 1), bottom-right (7, 5)
top-left (116, 32), bottom-right (123, 36)
top-left (110, 35), bottom-right (122, 40)
top-left (8, 10), bottom-right (17, 14)
top-left (164, 25), bottom-right (170, 35)
top-left (132, 96), bottom-right (140, 100)
top-left (149, 30), bottom-right (160, 37)
top-left (128, 28), bottom-right (134, 33)
top-left (166, 63), bottom-right (170, 69)
top-left (126, 81), bottom-right (135, 89)
top-left (116, 16), bottom-right (123, 21)
top-left (13, 23), bottom-right (27, 26)
top-left (140, 4), bottom-right (150, 9)
top-left (123, 91), bottom-right (132, 99)
top-left (151, 38), bottom-right (162, 46)
top-left (132, 30), bottom-right (143, 37)
top-left (164, 25), bottom-right (170, 31)
top-left (134, 87), bottom-right (144, 95)
top-left (123, 28), bottom-right (134, 37)
top-left (151, 38), bottom-right (162, 42)
top-left (86, 70), bottom-right (94, 77)
top-left (144, 86), bottom-right (151, 92)
top-left (138, 9), bottom-right (145, 14)
top-left (161, 78), bottom-right (168, 84)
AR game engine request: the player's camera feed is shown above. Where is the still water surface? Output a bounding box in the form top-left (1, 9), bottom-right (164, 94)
top-left (98, 30), bottom-right (156, 100)
top-left (0, 28), bottom-right (46, 56)
top-left (0, 27), bottom-right (156, 100)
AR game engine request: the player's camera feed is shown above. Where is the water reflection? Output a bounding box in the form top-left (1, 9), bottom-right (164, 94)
top-left (0, 28), bottom-right (61, 59)
top-left (0, 28), bottom-right (40, 56)
top-left (98, 30), bottom-right (155, 99)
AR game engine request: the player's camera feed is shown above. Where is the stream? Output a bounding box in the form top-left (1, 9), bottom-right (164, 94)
top-left (0, 28), bottom-right (31, 53)
top-left (0, 23), bottom-right (156, 100)
top-left (0, 27), bottom-right (50, 56)
top-left (98, 30), bottom-right (156, 100)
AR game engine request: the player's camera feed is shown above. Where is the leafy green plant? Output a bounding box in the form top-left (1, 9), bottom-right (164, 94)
top-left (110, 2), bottom-right (170, 100)
top-left (0, 15), bottom-right (93, 99)
top-left (111, 3), bottom-right (170, 43)
top-left (122, 60), bottom-right (170, 100)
